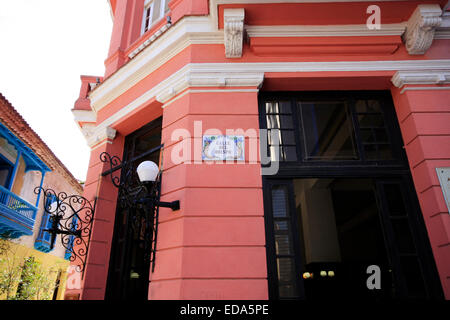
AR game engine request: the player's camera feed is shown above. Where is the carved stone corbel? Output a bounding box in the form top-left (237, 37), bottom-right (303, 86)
top-left (403, 4), bottom-right (442, 55)
top-left (224, 8), bottom-right (245, 58)
top-left (391, 70), bottom-right (450, 88)
top-left (85, 125), bottom-right (117, 148)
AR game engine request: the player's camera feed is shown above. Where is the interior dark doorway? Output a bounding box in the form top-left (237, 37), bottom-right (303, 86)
top-left (293, 178), bottom-right (404, 299)
top-left (105, 117), bottom-right (162, 300)
top-left (0, 156), bottom-right (13, 188)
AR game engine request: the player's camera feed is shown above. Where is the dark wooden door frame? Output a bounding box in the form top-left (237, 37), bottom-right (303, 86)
top-left (105, 117), bottom-right (162, 300)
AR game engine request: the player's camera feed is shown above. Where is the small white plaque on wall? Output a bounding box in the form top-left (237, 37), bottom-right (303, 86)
top-left (436, 167), bottom-right (450, 214)
top-left (202, 135), bottom-right (245, 161)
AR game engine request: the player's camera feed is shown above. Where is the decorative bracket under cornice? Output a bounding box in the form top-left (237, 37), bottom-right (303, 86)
top-left (155, 70), bottom-right (264, 103)
top-left (403, 4), bottom-right (443, 55)
top-left (391, 70), bottom-right (450, 88)
top-left (224, 8), bottom-right (245, 58)
top-left (82, 125), bottom-right (117, 149)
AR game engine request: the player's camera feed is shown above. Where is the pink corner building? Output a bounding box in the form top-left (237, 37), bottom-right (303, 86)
top-left (68, 0), bottom-right (450, 300)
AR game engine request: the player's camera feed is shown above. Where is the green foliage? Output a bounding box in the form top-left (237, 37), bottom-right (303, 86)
top-left (14, 256), bottom-right (39, 300)
top-left (14, 256), bottom-right (58, 300)
top-left (0, 235), bottom-right (22, 300)
top-left (0, 236), bottom-right (59, 300)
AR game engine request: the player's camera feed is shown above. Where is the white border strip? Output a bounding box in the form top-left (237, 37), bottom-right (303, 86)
top-left (400, 86), bottom-right (450, 94)
top-left (91, 60), bottom-right (450, 134)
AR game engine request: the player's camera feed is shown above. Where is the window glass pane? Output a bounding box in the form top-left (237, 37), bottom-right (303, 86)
top-left (274, 220), bottom-right (289, 231)
top-left (266, 115), bottom-right (293, 129)
top-left (360, 129), bottom-right (374, 143)
top-left (265, 101), bottom-right (291, 114)
top-left (363, 143), bottom-right (394, 160)
top-left (268, 130), bottom-right (295, 146)
top-left (152, 0), bottom-right (161, 21)
top-left (384, 184), bottom-right (407, 216)
top-left (134, 126), bottom-right (162, 159)
top-left (143, 5), bottom-right (152, 32)
top-left (275, 234), bottom-right (292, 255)
top-left (391, 219), bottom-right (416, 254)
top-left (278, 284), bottom-right (296, 298)
top-left (281, 146), bottom-right (297, 161)
top-left (277, 258), bottom-right (295, 282)
top-left (355, 99), bottom-right (382, 113)
top-left (363, 144), bottom-right (378, 160)
top-left (377, 144), bottom-right (394, 160)
top-left (270, 146), bottom-right (297, 162)
top-left (272, 186), bottom-right (289, 218)
top-left (358, 114), bottom-right (384, 128)
top-left (164, 0), bottom-right (169, 13)
top-left (267, 129), bottom-right (280, 146)
top-left (374, 128), bottom-right (389, 143)
top-left (269, 146), bottom-right (279, 162)
top-left (280, 131), bottom-right (296, 145)
top-left (0, 169), bottom-right (10, 187)
top-left (399, 256), bottom-right (426, 298)
top-left (298, 101), bottom-right (358, 160)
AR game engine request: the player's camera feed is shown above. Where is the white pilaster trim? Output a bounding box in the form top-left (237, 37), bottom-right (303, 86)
top-left (391, 70), bottom-right (450, 88)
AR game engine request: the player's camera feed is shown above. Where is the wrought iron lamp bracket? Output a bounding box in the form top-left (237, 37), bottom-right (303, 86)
top-left (34, 187), bottom-right (95, 278)
top-left (99, 147), bottom-right (180, 273)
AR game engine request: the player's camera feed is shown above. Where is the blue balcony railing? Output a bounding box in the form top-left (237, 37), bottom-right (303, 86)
top-left (0, 185), bottom-right (37, 238)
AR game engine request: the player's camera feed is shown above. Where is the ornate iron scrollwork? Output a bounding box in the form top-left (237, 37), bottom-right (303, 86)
top-left (99, 152), bottom-right (122, 188)
top-left (99, 146), bottom-right (179, 273)
top-left (132, 173), bottom-right (161, 270)
top-left (99, 151), bottom-right (161, 270)
top-left (34, 187), bottom-right (95, 276)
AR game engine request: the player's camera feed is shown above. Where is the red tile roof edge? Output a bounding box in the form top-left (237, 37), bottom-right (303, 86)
top-left (0, 93), bottom-right (83, 194)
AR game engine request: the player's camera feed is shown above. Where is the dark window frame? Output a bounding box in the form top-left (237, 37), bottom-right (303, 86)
top-left (258, 91), bottom-right (408, 177)
top-left (259, 91), bottom-right (443, 300)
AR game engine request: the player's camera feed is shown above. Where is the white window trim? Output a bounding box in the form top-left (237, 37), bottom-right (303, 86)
top-left (141, 0), bottom-right (154, 35)
top-left (141, 0), bottom-right (169, 35)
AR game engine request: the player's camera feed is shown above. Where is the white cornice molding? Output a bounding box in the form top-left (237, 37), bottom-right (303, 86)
top-left (403, 4), bottom-right (443, 55)
top-left (391, 70), bottom-right (450, 88)
top-left (89, 16), bottom-right (223, 112)
top-left (91, 59), bottom-right (450, 117)
top-left (156, 69), bottom-right (264, 103)
top-left (246, 23), bottom-right (407, 37)
top-left (435, 12), bottom-right (450, 39)
top-left (83, 125), bottom-right (117, 148)
top-left (88, 60), bottom-right (450, 138)
top-left (128, 20), bottom-right (173, 59)
top-left (90, 2), bottom-right (450, 113)
top-left (187, 60), bottom-right (450, 74)
top-left (72, 109), bottom-right (97, 123)
top-left (224, 8), bottom-right (245, 58)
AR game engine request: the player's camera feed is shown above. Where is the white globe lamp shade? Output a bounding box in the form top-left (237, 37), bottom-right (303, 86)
top-left (49, 201), bottom-right (58, 212)
top-left (136, 161), bottom-right (159, 183)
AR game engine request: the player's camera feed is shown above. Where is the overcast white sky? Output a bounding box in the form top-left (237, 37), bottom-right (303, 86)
top-left (0, 1), bottom-right (113, 181)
